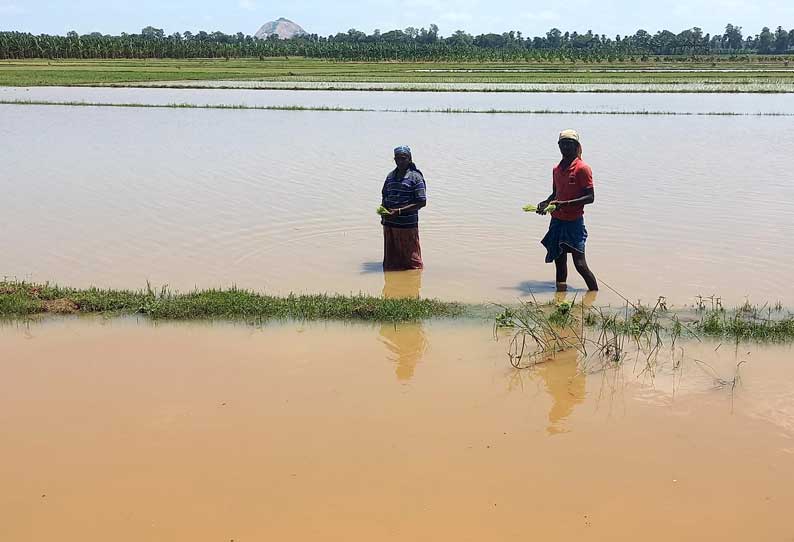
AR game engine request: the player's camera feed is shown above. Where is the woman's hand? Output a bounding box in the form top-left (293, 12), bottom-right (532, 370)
top-left (549, 199), bottom-right (565, 207)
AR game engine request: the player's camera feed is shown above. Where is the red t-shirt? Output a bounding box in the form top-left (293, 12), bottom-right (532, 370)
top-left (551, 157), bottom-right (594, 221)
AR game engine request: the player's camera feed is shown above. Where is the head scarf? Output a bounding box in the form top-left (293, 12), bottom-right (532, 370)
top-left (394, 145), bottom-right (412, 157)
top-left (393, 145), bottom-right (421, 176)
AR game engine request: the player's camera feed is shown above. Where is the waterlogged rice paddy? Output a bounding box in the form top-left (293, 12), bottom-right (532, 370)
top-left (2, 87), bottom-right (794, 541)
top-left (1, 317), bottom-right (793, 541)
top-left (2, 99), bottom-right (793, 306)
top-left (3, 85), bottom-right (794, 114)
top-left (128, 79), bottom-right (794, 93)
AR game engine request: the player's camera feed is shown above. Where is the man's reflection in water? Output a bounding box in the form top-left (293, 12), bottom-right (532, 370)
top-left (379, 270), bottom-right (428, 381)
top-left (581, 290), bottom-right (598, 309)
top-left (535, 290), bottom-right (597, 434)
top-left (536, 346), bottom-right (585, 435)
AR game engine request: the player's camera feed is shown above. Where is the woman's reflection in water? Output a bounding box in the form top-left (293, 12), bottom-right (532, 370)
top-left (378, 270), bottom-right (428, 381)
top-left (535, 290), bottom-right (597, 434)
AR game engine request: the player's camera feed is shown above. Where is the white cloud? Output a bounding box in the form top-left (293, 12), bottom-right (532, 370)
top-left (0, 3), bottom-right (24, 14)
top-left (395, 0), bottom-right (480, 10)
top-left (520, 10), bottom-right (559, 22)
top-left (399, 0), bottom-right (445, 8)
top-left (238, 0), bottom-right (256, 10)
top-left (441, 12), bottom-right (474, 23)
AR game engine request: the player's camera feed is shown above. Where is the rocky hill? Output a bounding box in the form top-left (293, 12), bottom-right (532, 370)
top-left (254, 18), bottom-right (307, 39)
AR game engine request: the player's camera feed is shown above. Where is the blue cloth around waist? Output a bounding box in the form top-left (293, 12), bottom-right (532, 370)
top-left (541, 217), bottom-right (588, 263)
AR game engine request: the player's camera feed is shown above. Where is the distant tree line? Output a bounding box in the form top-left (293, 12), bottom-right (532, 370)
top-left (1, 23), bottom-right (793, 60)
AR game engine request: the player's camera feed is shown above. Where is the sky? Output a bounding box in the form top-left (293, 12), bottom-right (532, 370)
top-left (1, 0), bottom-right (792, 38)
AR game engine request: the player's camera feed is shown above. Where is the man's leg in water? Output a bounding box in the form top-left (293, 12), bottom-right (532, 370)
top-left (554, 253), bottom-right (568, 292)
top-left (571, 251), bottom-right (598, 291)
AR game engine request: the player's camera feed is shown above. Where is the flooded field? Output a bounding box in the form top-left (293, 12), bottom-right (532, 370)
top-left (125, 79), bottom-right (794, 94)
top-left (1, 317), bottom-right (792, 541)
top-left (2, 100), bottom-right (793, 306)
top-left (4, 86), bottom-right (794, 114)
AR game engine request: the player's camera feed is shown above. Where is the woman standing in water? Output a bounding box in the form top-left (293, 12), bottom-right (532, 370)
top-left (381, 145), bottom-right (427, 271)
top-left (536, 130), bottom-right (599, 292)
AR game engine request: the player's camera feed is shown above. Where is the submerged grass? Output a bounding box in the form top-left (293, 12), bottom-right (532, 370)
top-left (0, 281), bottom-right (463, 321)
top-left (0, 100), bottom-right (365, 111)
top-left (2, 99), bottom-right (793, 117)
top-left (102, 82), bottom-right (794, 93)
top-left (496, 294), bottom-right (794, 369)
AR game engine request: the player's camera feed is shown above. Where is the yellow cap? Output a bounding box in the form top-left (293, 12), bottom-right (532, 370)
top-left (558, 129), bottom-right (580, 142)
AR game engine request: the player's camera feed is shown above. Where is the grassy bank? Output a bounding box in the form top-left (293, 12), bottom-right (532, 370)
top-left (2, 100), bottom-right (793, 116)
top-left (1, 58), bottom-right (793, 87)
top-left (0, 281), bottom-right (463, 321)
top-left (2, 281), bottom-right (792, 343)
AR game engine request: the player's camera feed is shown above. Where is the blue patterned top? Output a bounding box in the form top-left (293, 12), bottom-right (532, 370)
top-left (381, 167), bottom-right (427, 229)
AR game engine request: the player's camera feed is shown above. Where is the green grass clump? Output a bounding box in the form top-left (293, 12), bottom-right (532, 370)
top-left (548, 300), bottom-right (573, 325)
top-left (0, 289), bottom-right (44, 314)
top-left (0, 280), bottom-right (463, 321)
top-left (697, 308), bottom-right (794, 340)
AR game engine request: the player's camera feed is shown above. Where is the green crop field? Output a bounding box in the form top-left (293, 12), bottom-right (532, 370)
top-left (1, 57), bottom-right (793, 87)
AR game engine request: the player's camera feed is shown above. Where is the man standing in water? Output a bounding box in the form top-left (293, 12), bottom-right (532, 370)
top-left (381, 145), bottom-right (427, 271)
top-left (536, 130), bottom-right (599, 292)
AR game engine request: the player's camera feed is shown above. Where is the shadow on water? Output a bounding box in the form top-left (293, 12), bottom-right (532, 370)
top-left (360, 261), bottom-right (383, 274)
top-left (378, 270), bottom-right (427, 381)
top-left (503, 280), bottom-right (589, 295)
top-left (504, 280), bottom-right (557, 294)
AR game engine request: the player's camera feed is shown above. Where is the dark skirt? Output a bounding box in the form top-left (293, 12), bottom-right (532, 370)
top-left (383, 226), bottom-right (423, 271)
top-left (541, 217), bottom-right (588, 263)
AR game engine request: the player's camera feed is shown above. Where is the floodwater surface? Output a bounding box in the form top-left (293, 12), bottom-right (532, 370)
top-left (126, 79), bottom-right (794, 93)
top-left (1, 317), bottom-right (792, 541)
top-left (3, 85), bottom-right (794, 114)
top-left (2, 103), bottom-right (794, 306)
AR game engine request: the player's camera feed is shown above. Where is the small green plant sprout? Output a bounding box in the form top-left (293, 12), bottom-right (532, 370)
top-left (583, 311), bottom-right (598, 326)
top-left (522, 203), bottom-right (556, 214)
top-left (376, 205), bottom-right (390, 216)
top-left (495, 307), bottom-right (517, 328)
top-left (549, 299), bottom-right (573, 325)
top-left (695, 294), bottom-right (723, 311)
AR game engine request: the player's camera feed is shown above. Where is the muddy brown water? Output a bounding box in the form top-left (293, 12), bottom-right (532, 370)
top-left (2, 102), bottom-right (793, 307)
top-left (1, 317), bottom-right (792, 541)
